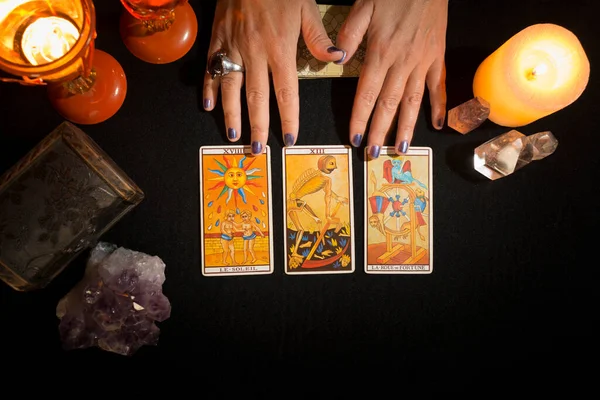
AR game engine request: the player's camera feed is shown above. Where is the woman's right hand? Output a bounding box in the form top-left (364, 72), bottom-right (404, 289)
top-left (204, 0), bottom-right (345, 155)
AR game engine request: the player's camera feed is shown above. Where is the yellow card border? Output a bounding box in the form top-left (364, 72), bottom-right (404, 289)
top-left (199, 145), bottom-right (274, 277)
top-left (363, 146), bottom-right (434, 274)
top-left (282, 145), bottom-right (355, 275)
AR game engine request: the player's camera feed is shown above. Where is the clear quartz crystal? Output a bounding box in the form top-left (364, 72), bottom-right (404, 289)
top-left (529, 131), bottom-right (559, 160)
top-left (474, 130), bottom-right (558, 180)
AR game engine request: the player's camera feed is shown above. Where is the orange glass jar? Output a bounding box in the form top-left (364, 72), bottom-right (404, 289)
top-left (0, 0), bottom-right (127, 125)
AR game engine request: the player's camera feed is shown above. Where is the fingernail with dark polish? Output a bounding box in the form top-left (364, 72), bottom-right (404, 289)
top-left (284, 133), bottom-right (295, 147)
top-left (334, 49), bottom-right (347, 65)
top-left (203, 98), bottom-right (212, 109)
top-left (252, 141), bottom-right (262, 154)
top-left (437, 117), bottom-right (445, 129)
top-left (369, 145), bottom-right (381, 159)
top-left (227, 128), bottom-right (237, 140)
top-left (352, 134), bottom-right (363, 147)
top-left (327, 46), bottom-right (343, 54)
top-left (399, 140), bottom-right (409, 154)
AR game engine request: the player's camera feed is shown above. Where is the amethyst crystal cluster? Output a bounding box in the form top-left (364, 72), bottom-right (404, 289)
top-left (56, 242), bottom-right (171, 356)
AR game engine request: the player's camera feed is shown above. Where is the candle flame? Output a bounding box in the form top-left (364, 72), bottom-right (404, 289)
top-left (527, 63), bottom-right (549, 81)
top-left (21, 16), bottom-right (80, 65)
top-left (532, 63), bottom-right (548, 77)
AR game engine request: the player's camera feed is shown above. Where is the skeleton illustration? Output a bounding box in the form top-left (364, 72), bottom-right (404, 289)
top-left (287, 155), bottom-right (348, 261)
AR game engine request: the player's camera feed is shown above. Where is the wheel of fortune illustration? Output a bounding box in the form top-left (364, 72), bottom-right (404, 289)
top-left (368, 177), bottom-right (428, 265)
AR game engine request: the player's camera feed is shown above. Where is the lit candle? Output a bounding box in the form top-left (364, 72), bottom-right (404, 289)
top-left (0, 1), bottom-right (80, 66)
top-left (21, 16), bottom-right (80, 65)
top-left (473, 23), bottom-right (590, 127)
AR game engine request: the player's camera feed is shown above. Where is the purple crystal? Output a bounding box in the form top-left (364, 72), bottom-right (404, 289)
top-left (107, 269), bottom-right (140, 295)
top-left (56, 242), bottom-right (170, 356)
top-left (134, 289), bottom-right (171, 322)
top-left (82, 281), bottom-right (103, 304)
top-left (58, 314), bottom-right (94, 350)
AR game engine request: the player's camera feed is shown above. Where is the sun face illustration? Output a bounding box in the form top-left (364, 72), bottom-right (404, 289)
top-left (224, 167), bottom-right (246, 189)
top-left (207, 155), bottom-right (262, 205)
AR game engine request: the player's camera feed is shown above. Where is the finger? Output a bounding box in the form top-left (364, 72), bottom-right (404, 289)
top-left (301, 2), bottom-right (345, 63)
top-left (203, 37), bottom-right (224, 111)
top-left (244, 57), bottom-right (270, 155)
top-left (367, 65), bottom-right (408, 155)
top-left (351, 53), bottom-right (387, 157)
top-left (395, 70), bottom-right (427, 155)
top-left (270, 53), bottom-right (299, 147)
top-left (426, 57), bottom-right (447, 130)
top-left (220, 50), bottom-right (244, 142)
top-left (335, 0), bottom-right (373, 65)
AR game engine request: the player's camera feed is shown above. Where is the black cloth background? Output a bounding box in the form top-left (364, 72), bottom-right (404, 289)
top-left (0, 0), bottom-right (598, 393)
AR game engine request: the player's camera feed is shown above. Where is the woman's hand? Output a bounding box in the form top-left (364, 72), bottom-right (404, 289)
top-left (336, 0), bottom-right (448, 157)
top-left (204, 0), bottom-right (345, 155)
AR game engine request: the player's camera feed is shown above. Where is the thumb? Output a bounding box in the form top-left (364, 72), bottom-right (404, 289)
top-left (301, 2), bottom-right (345, 63)
top-left (335, 1), bottom-right (373, 65)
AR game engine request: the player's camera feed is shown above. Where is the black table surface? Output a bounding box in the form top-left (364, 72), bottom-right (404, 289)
top-left (0, 0), bottom-right (598, 391)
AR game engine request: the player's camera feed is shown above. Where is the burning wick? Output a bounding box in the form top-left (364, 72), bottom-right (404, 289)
top-left (527, 63), bottom-right (549, 81)
top-left (21, 16), bottom-right (80, 66)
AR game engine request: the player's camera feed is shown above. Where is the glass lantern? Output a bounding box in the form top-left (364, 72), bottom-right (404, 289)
top-left (0, 0), bottom-right (127, 125)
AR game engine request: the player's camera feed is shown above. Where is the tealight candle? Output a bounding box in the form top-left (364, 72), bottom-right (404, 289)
top-left (21, 16), bottom-right (80, 66)
top-left (473, 23), bottom-right (590, 127)
top-left (0, 0), bottom-right (83, 74)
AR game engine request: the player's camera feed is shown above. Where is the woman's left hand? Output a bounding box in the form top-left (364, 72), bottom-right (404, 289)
top-left (336, 0), bottom-right (448, 157)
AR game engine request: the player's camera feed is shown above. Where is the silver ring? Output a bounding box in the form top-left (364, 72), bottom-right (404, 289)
top-left (207, 49), bottom-right (245, 79)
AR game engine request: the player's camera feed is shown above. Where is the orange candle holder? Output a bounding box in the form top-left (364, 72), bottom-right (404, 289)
top-left (119, 0), bottom-right (197, 64)
top-left (0, 0), bottom-right (127, 125)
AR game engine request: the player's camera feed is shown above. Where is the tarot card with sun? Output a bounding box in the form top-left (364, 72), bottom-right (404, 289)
top-left (199, 145), bottom-right (274, 276)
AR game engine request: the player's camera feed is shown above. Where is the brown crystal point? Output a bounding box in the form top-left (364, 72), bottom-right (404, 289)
top-left (120, 2), bottom-right (198, 64)
top-left (474, 130), bottom-right (558, 180)
top-left (448, 96), bottom-right (491, 134)
top-left (48, 50), bottom-right (127, 125)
